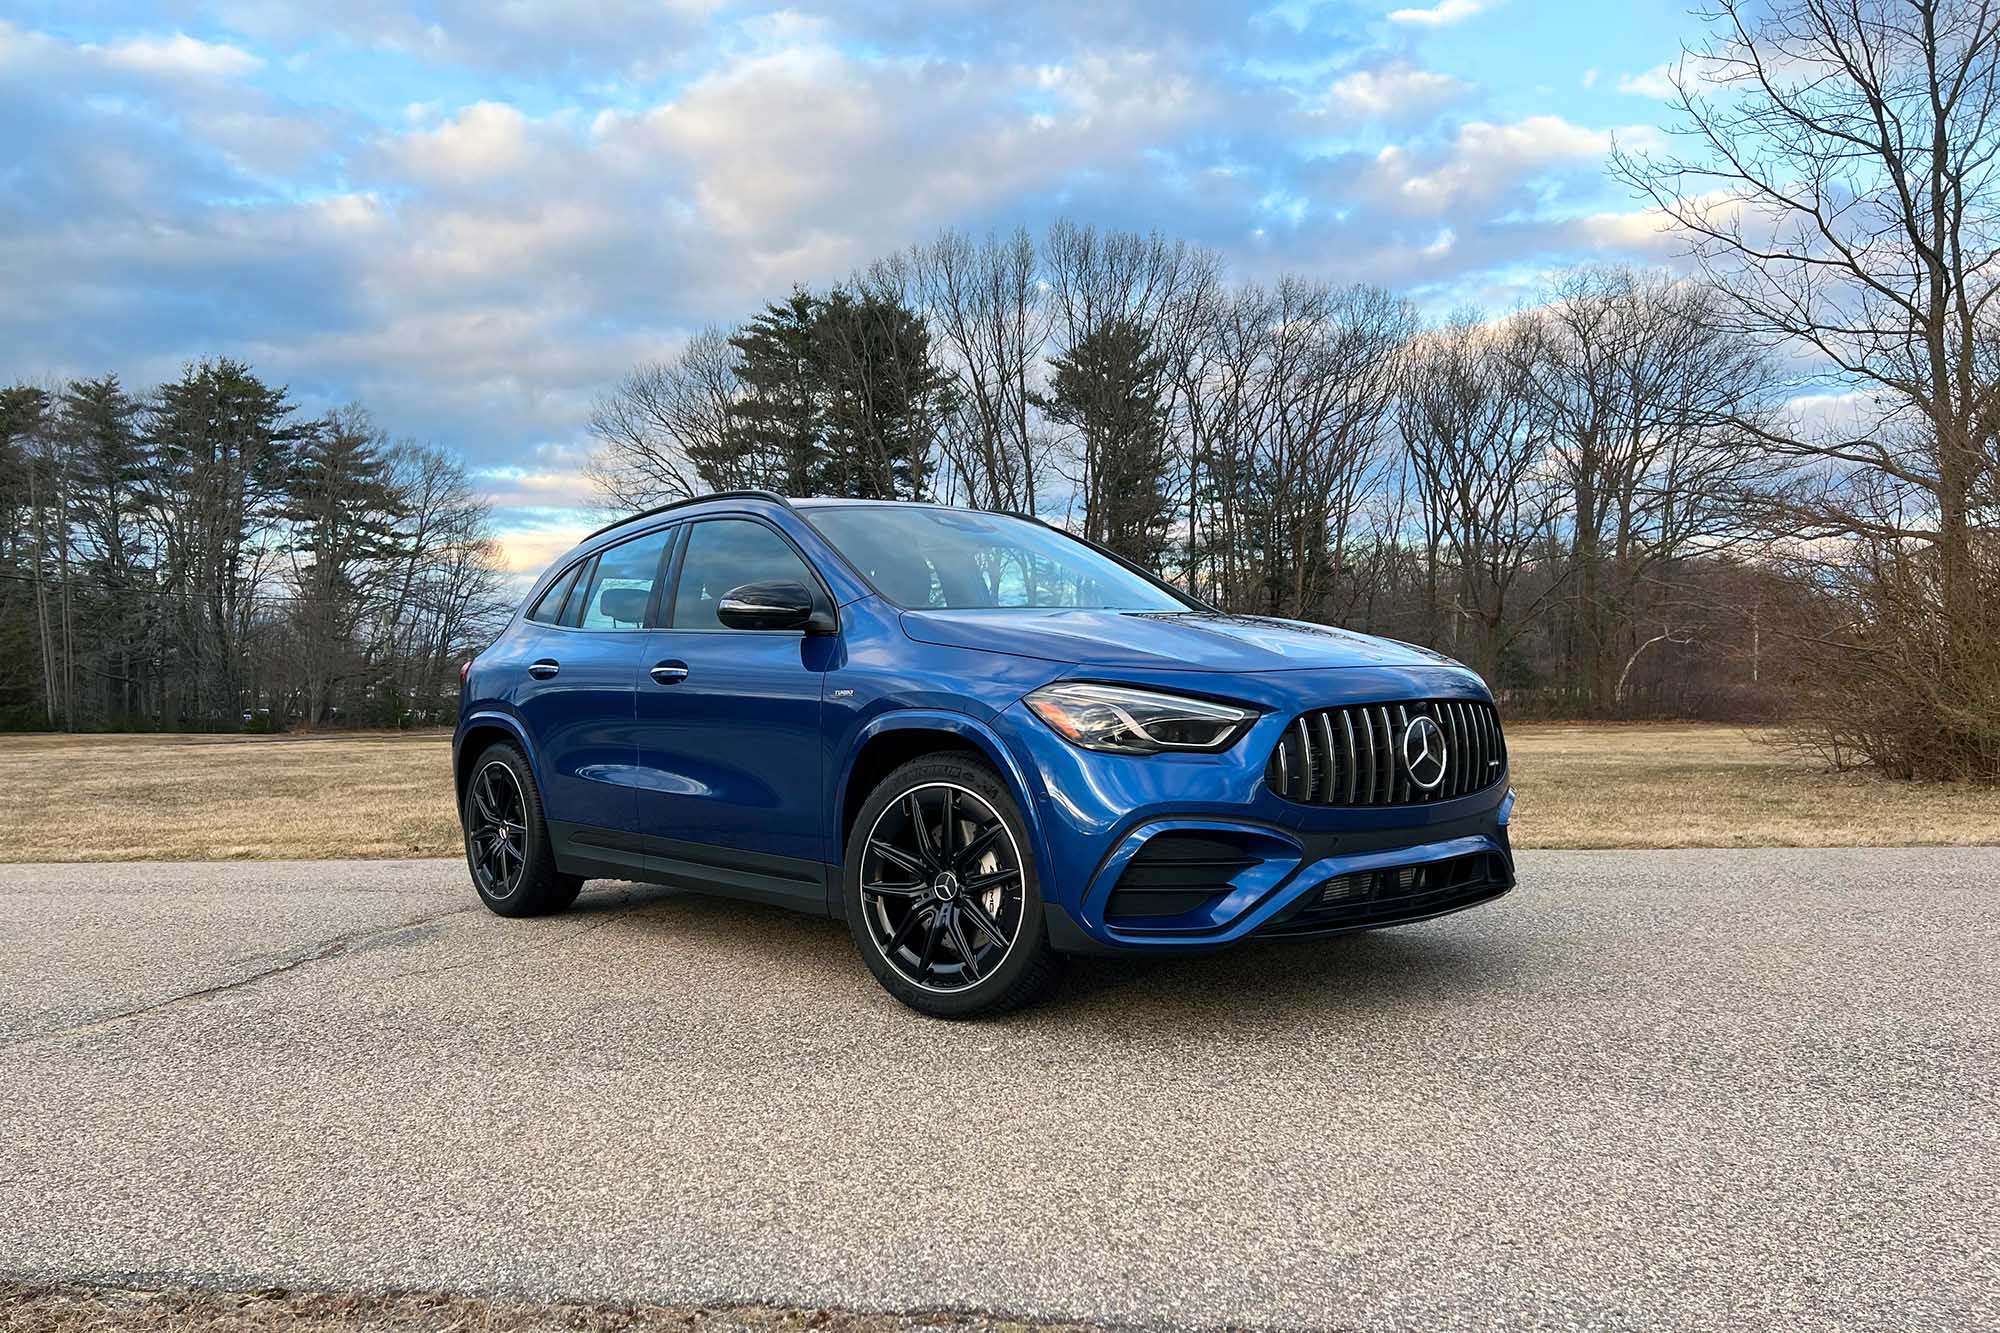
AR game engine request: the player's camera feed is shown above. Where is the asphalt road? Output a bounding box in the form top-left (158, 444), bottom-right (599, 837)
top-left (2, 851), bottom-right (1995, 1331)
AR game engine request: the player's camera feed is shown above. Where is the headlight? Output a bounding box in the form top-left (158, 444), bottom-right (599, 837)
top-left (1025, 682), bottom-right (1256, 754)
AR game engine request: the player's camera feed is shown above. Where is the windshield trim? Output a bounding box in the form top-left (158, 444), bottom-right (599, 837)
top-left (797, 504), bottom-right (1210, 614)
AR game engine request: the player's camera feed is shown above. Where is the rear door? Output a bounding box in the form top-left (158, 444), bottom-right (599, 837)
top-left (511, 525), bottom-right (675, 872)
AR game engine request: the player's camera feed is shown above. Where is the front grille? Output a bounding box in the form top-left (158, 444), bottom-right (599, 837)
top-left (1260, 851), bottom-right (1512, 936)
top-left (1265, 699), bottom-right (1505, 806)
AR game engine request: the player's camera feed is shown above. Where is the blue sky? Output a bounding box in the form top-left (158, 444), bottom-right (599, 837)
top-left (1, 0), bottom-right (1708, 570)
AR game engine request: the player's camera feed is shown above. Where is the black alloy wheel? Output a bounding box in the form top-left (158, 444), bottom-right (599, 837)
top-left (466, 759), bottom-right (529, 901)
top-left (460, 741), bottom-right (583, 917)
top-left (859, 781), bottom-right (1026, 993)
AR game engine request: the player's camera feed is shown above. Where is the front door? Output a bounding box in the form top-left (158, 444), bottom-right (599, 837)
top-left (634, 516), bottom-right (830, 901)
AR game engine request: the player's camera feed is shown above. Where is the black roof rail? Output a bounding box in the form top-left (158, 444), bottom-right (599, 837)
top-left (580, 489), bottom-right (794, 542)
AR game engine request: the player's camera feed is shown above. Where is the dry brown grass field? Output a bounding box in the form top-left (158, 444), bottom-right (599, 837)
top-left (1, 722), bottom-right (1995, 863)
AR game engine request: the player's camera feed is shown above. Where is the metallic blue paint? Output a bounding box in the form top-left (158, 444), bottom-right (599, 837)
top-left (456, 495), bottom-right (1516, 952)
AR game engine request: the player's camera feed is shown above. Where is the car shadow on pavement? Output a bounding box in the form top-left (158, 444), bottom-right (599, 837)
top-left (577, 879), bottom-right (1526, 1031)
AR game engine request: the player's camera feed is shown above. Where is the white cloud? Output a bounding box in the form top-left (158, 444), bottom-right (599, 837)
top-left (91, 32), bottom-right (263, 81)
top-left (1387, 0), bottom-right (1496, 27)
top-left (1325, 63), bottom-right (1469, 118)
top-left (1366, 115), bottom-right (1621, 216)
top-left (1580, 68), bottom-right (1598, 90)
top-left (1618, 64), bottom-right (1678, 98)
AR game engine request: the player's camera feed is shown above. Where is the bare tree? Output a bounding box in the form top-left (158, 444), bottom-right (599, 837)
top-left (907, 228), bottom-right (1051, 512)
top-left (1399, 314), bottom-right (1559, 681)
top-left (1191, 280), bottom-right (1414, 619)
top-left (584, 330), bottom-right (745, 510)
top-left (1513, 268), bottom-right (1777, 713)
top-left (1041, 222), bottom-right (1219, 536)
top-left (1615, 0), bottom-right (2000, 772)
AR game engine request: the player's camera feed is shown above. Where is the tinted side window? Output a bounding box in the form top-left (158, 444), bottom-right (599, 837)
top-left (672, 520), bottom-right (816, 630)
top-left (577, 528), bottom-right (674, 630)
top-left (526, 565), bottom-right (580, 625)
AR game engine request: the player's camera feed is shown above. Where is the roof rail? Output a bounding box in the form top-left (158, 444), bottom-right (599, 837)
top-left (580, 489), bottom-right (794, 542)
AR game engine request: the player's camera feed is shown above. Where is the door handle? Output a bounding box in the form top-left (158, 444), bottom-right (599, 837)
top-left (649, 661), bottom-right (689, 685)
top-left (527, 659), bottom-right (560, 680)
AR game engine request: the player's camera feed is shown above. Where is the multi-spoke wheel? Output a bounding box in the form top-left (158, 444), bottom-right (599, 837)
top-left (466, 760), bottom-right (529, 900)
top-left (844, 755), bottom-right (1062, 1017)
top-left (460, 741), bottom-right (583, 918)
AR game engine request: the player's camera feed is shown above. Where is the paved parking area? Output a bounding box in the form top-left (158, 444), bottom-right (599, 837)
top-left (2, 850), bottom-right (1995, 1329)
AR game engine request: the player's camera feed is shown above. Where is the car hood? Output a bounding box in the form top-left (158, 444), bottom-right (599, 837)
top-left (898, 608), bottom-right (1460, 673)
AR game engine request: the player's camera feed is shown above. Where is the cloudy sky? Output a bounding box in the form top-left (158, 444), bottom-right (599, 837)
top-left (1, 0), bottom-right (1705, 571)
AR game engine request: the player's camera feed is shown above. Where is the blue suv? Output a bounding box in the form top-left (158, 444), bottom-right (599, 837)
top-left (455, 492), bottom-right (1515, 1016)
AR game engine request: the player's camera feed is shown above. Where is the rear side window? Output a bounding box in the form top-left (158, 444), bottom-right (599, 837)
top-left (526, 565), bottom-right (581, 625)
top-left (672, 519), bottom-right (817, 630)
top-left (577, 527), bottom-right (674, 630)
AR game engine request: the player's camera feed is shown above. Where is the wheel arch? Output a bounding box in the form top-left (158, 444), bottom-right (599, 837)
top-left (834, 712), bottom-right (1046, 877)
top-left (453, 710), bottom-right (539, 807)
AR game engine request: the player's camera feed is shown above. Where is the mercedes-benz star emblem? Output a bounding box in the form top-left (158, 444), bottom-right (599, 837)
top-left (1401, 715), bottom-right (1448, 791)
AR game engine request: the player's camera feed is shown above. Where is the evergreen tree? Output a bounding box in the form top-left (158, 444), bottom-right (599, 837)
top-left (59, 376), bottom-right (147, 721)
top-left (1039, 318), bottom-right (1174, 566)
top-left (145, 360), bottom-right (303, 726)
top-left (283, 407), bottom-right (404, 725)
top-left (815, 286), bottom-right (951, 500)
top-left (725, 289), bottom-right (824, 494)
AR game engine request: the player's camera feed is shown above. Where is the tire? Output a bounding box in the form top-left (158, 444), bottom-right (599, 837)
top-left (843, 753), bottom-right (1063, 1018)
top-left (461, 742), bottom-right (584, 918)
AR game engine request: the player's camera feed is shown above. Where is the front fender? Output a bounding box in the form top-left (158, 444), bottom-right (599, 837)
top-left (832, 709), bottom-right (1053, 905)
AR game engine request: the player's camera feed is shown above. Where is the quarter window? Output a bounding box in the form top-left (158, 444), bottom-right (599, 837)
top-left (525, 565), bottom-right (581, 625)
top-left (671, 520), bottom-right (817, 630)
top-left (576, 527), bottom-right (674, 630)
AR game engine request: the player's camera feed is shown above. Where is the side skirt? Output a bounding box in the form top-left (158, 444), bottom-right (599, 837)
top-left (548, 821), bottom-right (835, 918)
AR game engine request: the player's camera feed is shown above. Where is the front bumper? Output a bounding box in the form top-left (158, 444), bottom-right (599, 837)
top-left (996, 663), bottom-right (1517, 955)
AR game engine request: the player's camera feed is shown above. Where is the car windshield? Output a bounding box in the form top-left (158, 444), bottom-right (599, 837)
top-left (803, 506), bottom-right (1190, 612)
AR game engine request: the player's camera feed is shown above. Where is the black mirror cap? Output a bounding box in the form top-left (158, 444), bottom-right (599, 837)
top-left (717, 579), bottom-right (828, 632)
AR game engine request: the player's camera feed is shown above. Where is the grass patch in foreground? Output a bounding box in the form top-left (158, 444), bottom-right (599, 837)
top-left (0, 722), bottom-right (1995, 863)
top-left (0, 1281), bottom-right (1084, 1333)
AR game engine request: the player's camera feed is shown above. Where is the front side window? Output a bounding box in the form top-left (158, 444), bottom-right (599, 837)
top-left (803, 506), bottom-right (1188, 611)
top-left (576, 527), bottom-right (673, 630)
top-left (672, 519), bottom-right (817, 629)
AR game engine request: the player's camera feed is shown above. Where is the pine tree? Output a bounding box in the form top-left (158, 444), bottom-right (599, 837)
top-left (145, 360), bottom-right (303, 726)
top-left (59, 376), bottom-right (147, 722)
top-left (283, 407), bottom-right (405, 725)
top-left (725, 289), bottom-right (824, 494)
top-left (1039, 318), bottom-right (1174, 566)
top-left (815, 286), bottom-right (951, 500)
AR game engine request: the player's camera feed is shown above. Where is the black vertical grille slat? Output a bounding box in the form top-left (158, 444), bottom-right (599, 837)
top-left (1474, 700), bottom-right (1491, 787)
top-left (1265, 698), bottom-right (1507, 808)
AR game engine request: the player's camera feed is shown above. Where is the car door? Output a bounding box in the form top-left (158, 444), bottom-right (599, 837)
top-left (633, 515), bottom-right (832, 904)
top-left (510, 525), bottom-right (675, 873)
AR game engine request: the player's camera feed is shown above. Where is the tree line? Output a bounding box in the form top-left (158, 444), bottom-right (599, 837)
top-left (589, 0), bottom-right (2000, 780)
top-left (591, 246), bottom-right (1795, 721)
top-left (0, 360), bottom-right (509, 731)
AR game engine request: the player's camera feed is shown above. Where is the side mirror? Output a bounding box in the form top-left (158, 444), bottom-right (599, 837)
top-left (717, 580), bottom-right (826, 632)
